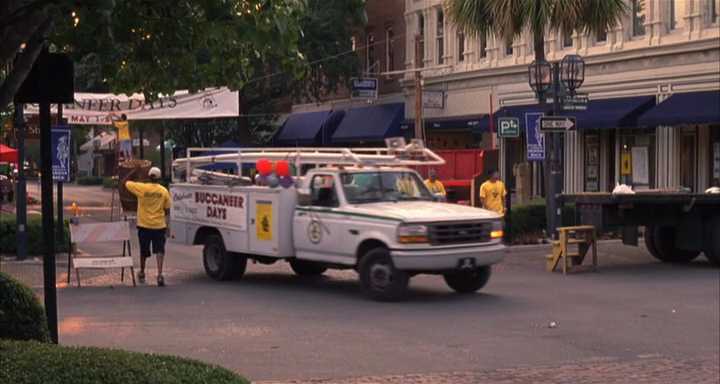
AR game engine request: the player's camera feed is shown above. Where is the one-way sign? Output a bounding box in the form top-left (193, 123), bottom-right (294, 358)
top-left (539, 116), bottom-right (576, 133)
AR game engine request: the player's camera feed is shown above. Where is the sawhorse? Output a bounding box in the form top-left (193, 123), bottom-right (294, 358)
top-left (546, 225), bottom-right (598, 274)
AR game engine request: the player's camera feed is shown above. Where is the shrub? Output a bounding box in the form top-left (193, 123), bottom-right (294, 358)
top-left (102, 177), bottom-right (118, 189)
top-left (506, 200), bottom-right (576, 242)
top-left (76, 176), bottom-right (103, 185)
top-left (0, 339), bottom-right (250, 384)
top-left (0, 272), bottom-right (50, 342)
top-left (0, 215), bottom-right (69, 255)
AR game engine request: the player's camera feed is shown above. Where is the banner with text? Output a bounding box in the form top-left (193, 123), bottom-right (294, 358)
top-left (51, 126), bottom-right (71, 182)
top-left (170, 188), bottom-right (248, 231)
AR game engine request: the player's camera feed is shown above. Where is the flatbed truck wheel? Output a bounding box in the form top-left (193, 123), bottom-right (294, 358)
top-left (290, 259), bottom-right (327, 277)
top-left (644, 226), bottom-right (662, 260)
top-left (650, 226), bottom-right (700, 263)
top-left (359, 247), bottom-right (409, 301)
top-left (704, 218), bottom-right (720, 267)
top-left (203, 234), bottom-right (246, 280)
top-left (443, 266), bottom-right (492, 294)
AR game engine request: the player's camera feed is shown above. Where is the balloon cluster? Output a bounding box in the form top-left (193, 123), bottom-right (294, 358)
top-left (255, 159), bottom-right (294, 188)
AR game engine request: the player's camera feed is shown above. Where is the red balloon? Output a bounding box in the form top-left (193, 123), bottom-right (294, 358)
top-left (257, 159), bottom-right (273, 176)
top-left (276, 160), bottom-right (290, 177)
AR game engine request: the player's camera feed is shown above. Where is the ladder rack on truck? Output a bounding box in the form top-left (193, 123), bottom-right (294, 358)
top-left (172, 142), bottom-right (446, 183)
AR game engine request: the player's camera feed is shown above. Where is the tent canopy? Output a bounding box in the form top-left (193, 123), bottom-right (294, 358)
top-left (0, 144), bottom-right (18, 163)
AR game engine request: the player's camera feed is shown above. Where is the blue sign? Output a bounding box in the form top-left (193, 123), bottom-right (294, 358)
top-left (350, 78), bottom-right (378, 99)
top-left (51, 126), bottom-right (71, 182)
top-left (525, 112), bottom-right (545, 161)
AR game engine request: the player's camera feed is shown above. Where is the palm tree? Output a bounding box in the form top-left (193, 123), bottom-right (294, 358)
top-left (445, 0), bottom-right (628, 101)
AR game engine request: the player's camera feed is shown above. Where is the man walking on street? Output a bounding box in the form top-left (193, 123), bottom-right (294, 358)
top-left (124, 166), bottom-right (171, 286)
top-left (479, 170), bottom-right (507, 215)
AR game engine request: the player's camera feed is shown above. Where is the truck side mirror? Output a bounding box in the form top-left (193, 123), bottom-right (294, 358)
top-left (297, 191), bottom-right (312, 206)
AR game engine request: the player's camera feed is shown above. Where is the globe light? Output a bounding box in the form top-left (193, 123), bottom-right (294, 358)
top-left (560, 54), bottom-right (585, 95)
top-left (528, 60), bottom-right (553, 96)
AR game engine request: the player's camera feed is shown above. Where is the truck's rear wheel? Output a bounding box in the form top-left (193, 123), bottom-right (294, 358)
top-left (643, 226), bottom-right (662, 260)
top-left (443, 266), bottom-right (492, 294)
top-left (359, 247), bottom-right (409, 301)
top-left (203, 234), bottom-right (246, 280)
top-left (290, 259), bottom-right (327, 277)
top-left (650, 225), bottom-right (700, 263)
top-left (703, 218), bottom-right (720, 267)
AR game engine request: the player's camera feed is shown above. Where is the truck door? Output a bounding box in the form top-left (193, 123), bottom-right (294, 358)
top-left (293, 174), bottom-right (353, 265)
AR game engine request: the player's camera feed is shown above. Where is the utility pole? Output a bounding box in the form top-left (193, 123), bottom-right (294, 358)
top-left (40, 99), bottom-right (58, 344)
top-left (546, 63), bottom-right (563, 239)
top-left (414, 34), bottom-right (424, 141)
top-left (14, 103), bottom-right (28, 260)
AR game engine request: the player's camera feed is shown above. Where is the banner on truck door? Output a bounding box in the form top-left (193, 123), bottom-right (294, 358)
top-left (170, 189), bottom-right (247, 231)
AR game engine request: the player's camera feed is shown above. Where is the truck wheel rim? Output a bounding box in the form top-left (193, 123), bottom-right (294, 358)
top-left (206, 245), bottom-right (221, 272)
top-left (370, 263), bottom-right (392, 290)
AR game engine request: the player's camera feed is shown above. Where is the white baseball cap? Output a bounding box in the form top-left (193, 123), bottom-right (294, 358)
top-left (148, 167), bottom-right (161, 179)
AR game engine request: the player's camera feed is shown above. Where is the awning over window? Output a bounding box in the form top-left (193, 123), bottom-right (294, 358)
top-left (275, 110), bottom-right (331, 146)
top-left (638, 90), bottom-right (720, 127)
top-left (331, 103), bottom-right (405, 143)
top-left (495, 95), bottom-right (656, 130)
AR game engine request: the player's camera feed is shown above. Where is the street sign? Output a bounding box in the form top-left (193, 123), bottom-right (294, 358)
top-left (51, 125), bottom-right (71, 182)
top-left (539, 116), bottom-right (576, 133)
top-left (562, 93), bottom-right (589, 111)
top-left (497, 117), bottom-right (520, 138)
top-left (525, 112), bottom-right (545, 161)
top-left (350, 78), bottom-right (378, 99)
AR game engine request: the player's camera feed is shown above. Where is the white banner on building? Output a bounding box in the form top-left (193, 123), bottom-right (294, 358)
top-left (170, 188), bottom-right (248, 231)
top-left (24, 87), bottom-right (239, 125)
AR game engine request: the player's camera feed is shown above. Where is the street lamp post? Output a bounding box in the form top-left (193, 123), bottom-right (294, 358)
top-left (528, 55), bottom-right (585, 239)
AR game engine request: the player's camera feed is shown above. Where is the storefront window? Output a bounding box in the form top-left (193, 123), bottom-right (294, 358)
top-left (619, 129), bottom-right (655, 189)
top-left (711, 125), bottom-right (720, 186)
top-left (584, 134), bottom-right (600, 192)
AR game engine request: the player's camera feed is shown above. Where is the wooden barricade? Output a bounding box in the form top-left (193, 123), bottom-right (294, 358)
top-left (68, 221), bottom-right (136, 287)
top-left (546, 225), bottom-right (598, 274)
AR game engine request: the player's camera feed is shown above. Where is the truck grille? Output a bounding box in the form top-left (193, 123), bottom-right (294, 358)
top-left (428, 221), bottom-right (492, 245)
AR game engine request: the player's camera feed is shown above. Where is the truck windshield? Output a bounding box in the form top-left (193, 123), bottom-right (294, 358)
top-left (340, 172), bottom-right (433, 204)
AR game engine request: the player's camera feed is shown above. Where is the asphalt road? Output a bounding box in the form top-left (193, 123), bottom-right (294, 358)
top-left (53, 238), bottom-right (720, 382)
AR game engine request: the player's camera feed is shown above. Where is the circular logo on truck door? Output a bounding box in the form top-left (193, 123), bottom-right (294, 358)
top-left (307, 220), bottom-right (322, 244)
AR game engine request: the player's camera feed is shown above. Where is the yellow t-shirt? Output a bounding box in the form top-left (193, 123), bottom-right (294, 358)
top-left (396, 178), bottom-right (418, 196)
top-left (114, 120), bottom-right (131, 141)
top-left (479, 180), bottom-right (507, 214)
top-left (424, 179), bottom-right (446, 196)
top-left (125, 181), bottom-right (171, 229)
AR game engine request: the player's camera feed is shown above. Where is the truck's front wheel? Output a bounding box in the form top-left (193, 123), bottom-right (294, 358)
top-left (359, 247), bottom-right (409, 301)
top-left (443, 266), bottom-right (492, 294)
top-left (203, 234), bottom-right (246, 280)
top-left (649, 225), bottom-right (700, 263)
top-left (290, 259), bottom-right (327, 277)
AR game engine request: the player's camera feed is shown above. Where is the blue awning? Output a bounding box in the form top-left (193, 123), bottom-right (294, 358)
top-left (332, 103), bottom-right (405, 143)
top-left (401, 114), bottom-right (491, 134)
top-left (496, 95), bottom-right (656, 130)
top-left (275, 110), bottom-right (331, 145)
top-left (638, 90), bottom-right (720, 127)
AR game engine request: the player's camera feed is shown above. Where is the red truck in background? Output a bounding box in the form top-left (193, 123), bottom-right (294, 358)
top-left (415, 148), bottom-right (499, 205)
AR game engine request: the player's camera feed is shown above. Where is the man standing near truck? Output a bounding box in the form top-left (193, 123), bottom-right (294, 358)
top-left (479, 170), bottom-right (507, 215)
top-left (124, 166), bottom-right (171, 286)
top-left (424, 169), bottom-right (446, 198)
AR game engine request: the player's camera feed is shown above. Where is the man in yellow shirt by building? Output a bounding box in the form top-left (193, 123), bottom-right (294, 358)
top-left (114, 114), bottom-right (132, 160)
top-left (479, 170), bottom-right (507, 215)
top-left (424, 169), bottom-right (446, 198)
top-left (124, 167), bottom-right (171, 286)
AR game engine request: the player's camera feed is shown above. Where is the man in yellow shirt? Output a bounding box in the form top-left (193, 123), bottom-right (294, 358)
top-left (479, 170), bottom-right (507, 215)
top-left (124, 167), bottom-right (171, 286)
top-left (114, 114), bottom-right (132, 160)
top-left (424, 169), bottom-right (446, 198)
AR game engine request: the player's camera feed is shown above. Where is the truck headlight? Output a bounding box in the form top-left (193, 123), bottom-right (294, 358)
top-left (490, 220), bottom-right (504, 239)
top-left (398, 224), bottom-right (429, 244)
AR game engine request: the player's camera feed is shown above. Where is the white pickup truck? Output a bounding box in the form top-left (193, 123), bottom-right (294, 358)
top-left (170, 143), bottom-right (505, 300)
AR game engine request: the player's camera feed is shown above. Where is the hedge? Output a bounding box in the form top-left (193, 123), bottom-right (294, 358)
top-left (0, 272), bottom-right (50, 342)
top-left (506, 199), bottom-right (576, 242)
top-left (102, 177), bottom-right (118, 189)
top-left (0, 215), bottom-right (69, 255)
top-left (76, 176), bottom-right (103, 185)
top-left (0, 339), bottom-right (250, 384)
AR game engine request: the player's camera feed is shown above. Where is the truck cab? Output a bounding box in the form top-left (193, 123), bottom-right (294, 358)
top-left (170, 141), bottom-right (506, 300)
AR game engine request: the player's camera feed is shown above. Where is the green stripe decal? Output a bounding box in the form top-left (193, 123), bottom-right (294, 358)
top-left (295, 207), bottom-right (403, 222)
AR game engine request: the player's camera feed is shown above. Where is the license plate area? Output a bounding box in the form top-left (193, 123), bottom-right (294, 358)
top-left (457, 257), bottom-right (476, 270)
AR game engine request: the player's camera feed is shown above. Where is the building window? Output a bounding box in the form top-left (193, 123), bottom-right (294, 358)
top-left (670, 0), bottom-right (685, 30)
top-left (418, 13), bottom-right (425, 67)
top-left (596, 28), bottom-right (608, 43)
top-left (385, 27), bottom-right (394, 72)
top-left (436, 9), bottom-right (444, 64)
top-left (457, 29), bottom-right (465, 62)
top-left (505, 36), bottom-right (513, 56)
top-left (563, 31), bottom-right (573, 48)
top-left (479, 33), bottom-right (487, 58)
top-left (706, 0), bottom-right (719, 24)
top-left (632, 0), bottom-right (646, 36)
top-left (366, 33), bottom-right (375, 73)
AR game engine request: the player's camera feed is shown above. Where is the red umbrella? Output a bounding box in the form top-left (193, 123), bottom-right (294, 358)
top-left (0, 144), bottom-right (18, 164)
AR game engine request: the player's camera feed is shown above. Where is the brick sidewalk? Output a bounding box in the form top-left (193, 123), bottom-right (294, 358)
top-left (257, 356), bottom-right (719, 384)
